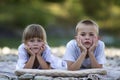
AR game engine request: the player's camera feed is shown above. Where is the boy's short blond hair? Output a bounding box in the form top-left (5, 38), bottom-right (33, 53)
top-left (22, 24), bottom-right (47, 44)
top-left (76, 19), bottom-right (99, 35)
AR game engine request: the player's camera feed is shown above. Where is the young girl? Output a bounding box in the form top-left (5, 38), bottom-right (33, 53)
top-left (16, 24), bottom-right (67, 69)
top-left (63, 19), bottom-right (106, 70)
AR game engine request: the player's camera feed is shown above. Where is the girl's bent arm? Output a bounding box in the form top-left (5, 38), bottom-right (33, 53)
top-left (37, 55), bottom-right (50, 69)
top-left (24, 55), bottom-right (35, 69)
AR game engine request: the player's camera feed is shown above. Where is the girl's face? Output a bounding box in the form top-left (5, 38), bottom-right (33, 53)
top-left (25, 37), bottom-right (44, 53)
top-left (77, 24), bottom-right (98, 49)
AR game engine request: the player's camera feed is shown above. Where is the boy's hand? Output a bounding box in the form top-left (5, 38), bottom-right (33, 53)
top-left (75, 36), bottom-right (87, 53)
top-left (25, 45), bottom-right (35, 56)
top-left (88, 36), bottom-right (98, 53)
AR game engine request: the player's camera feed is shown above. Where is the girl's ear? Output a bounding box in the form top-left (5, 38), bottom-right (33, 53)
top-left (24, 41), bottom-right (28, 46)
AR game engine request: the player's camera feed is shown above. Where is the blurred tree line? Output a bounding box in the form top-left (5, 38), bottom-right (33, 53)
top-left (0, 0), bottom-right (120, 47)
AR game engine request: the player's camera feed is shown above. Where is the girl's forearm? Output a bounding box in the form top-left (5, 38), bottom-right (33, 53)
top-left (37, 56), bottom-right (50, 69)
top-left (24, 55), bottom-right (35, 69)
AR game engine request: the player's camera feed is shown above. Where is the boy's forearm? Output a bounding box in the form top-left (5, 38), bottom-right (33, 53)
top-left (68, 53), bottom-right (86, 70)
top-left (88, 52), bottom-right (102, 68)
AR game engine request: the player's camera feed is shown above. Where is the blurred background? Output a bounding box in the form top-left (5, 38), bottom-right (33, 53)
top-left (0, 0), bottom-right (120, 48)
top-left (0, 0), bottom-right (120, 72)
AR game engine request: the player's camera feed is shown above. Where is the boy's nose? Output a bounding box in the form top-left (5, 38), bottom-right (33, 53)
top-left (85, 35), bottom-right (90, 39)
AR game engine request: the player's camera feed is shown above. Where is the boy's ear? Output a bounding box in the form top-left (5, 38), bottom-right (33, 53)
top-left (74, 36), bottom-right (76, 39)
top-left (74, 35), bottom-right (77, 39)
top-left (98, 36), bottom-right (101, 40)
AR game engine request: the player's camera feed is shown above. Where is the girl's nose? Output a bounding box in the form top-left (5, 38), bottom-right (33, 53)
top-left (34, 41), bottom-right (38, 45)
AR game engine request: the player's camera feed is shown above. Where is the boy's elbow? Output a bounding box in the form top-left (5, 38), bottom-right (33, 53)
top-left (99, 65), bottom-right (103, 68)
top-left (67, 67), bottom-right (73, 71)
top-left (68, 68), bottom-right (75, 71)
top-left (67, 67), bottom-right (78, 71)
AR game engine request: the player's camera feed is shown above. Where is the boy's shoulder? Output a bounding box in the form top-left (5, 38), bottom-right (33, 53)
top-left (66, 39), bottom-right (77, 47)
top-left (98, 40), bottom-right (105, 47)
top-left (98, 40), bottom-right (104, 43)
top-left (67, 39), bottom-right (76, 44)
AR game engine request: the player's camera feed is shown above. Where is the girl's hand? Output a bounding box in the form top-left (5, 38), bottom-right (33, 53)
top-left (75, 36), bottom-right (87, 53)
top-left (88, 36), bottom-right (98, 53)
top-left (36, 42), bottom-right (45, 56)
top-left (25, 45), bottom-right (35, 56)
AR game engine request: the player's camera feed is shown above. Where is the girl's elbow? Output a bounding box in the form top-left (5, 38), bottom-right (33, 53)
top-left (98, 64), bottom-right (103, 68)
top-left (93, 64), bottom-right (103, 68)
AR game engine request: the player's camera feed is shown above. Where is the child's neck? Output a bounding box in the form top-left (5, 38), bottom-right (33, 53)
top-left (85, 53), bottom-right (89, 58)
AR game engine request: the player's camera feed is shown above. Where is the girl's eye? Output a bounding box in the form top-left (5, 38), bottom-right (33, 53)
top-left (38, 39), bottom-right (42, 42)
top-left (37, 39), bottom-right (43, 42)
top-left (29, 39), bottom-right (34, 42)
top-left (81, 33), bottom-right (85, 36)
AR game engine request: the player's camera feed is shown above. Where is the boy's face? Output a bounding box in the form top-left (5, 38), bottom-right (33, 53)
top-left (76, 24), bottom-right (98, 49)
top-left (25, 37), bottom-right (44, 53)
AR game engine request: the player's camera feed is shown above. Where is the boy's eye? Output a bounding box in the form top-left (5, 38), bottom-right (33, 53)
top-left (89, 33), bottom-right (94, 36)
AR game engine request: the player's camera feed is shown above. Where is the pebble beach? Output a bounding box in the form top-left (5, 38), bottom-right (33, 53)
top-left (0, 46), bottom-right (120, 79)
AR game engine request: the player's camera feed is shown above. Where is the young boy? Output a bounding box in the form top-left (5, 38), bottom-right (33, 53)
top-left (63, 19), bottom-right (106, 70)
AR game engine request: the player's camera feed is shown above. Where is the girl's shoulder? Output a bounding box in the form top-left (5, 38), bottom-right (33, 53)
top-left (43, 44), bottom-right (52, 53)
top-left (18, 43), bottom-right (25, 50)
top-left (45, 44), bottom-right (51, 49)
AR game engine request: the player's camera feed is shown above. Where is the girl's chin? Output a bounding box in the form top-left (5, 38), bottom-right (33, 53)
top-left (32, 50), bottom-right (39, 53)
top-left (84, 45), bottom-right (91, 49)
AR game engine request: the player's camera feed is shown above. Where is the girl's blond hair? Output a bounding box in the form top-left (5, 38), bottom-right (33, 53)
top-left (22, 24), bottom-right (47, 44)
